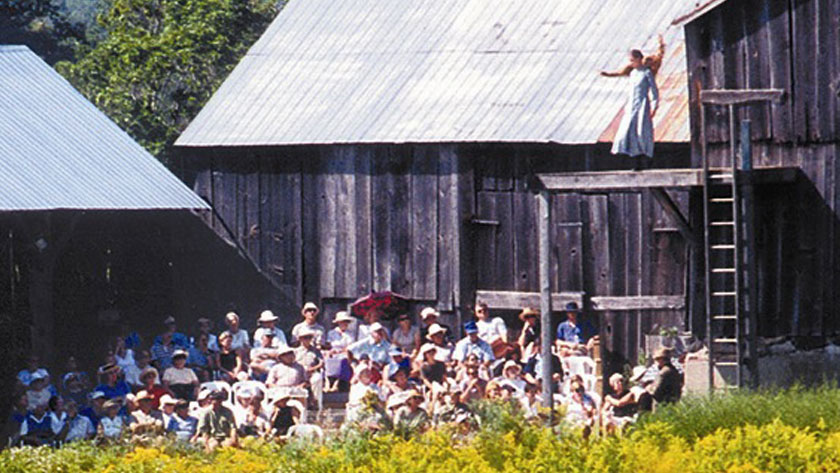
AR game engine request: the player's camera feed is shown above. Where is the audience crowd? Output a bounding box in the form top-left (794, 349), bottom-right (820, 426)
top-left (4, 301), bottom-right (683, 450)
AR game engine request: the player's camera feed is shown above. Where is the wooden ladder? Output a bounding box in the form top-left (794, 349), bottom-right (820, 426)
top-left (699, 89), bottom-right (784, 392)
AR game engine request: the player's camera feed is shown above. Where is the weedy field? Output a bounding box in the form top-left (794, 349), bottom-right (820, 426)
top-left (4, 386), bottom-right (840, 473)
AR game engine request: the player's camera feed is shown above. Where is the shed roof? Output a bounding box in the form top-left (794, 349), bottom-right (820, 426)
top-left (0, 46), bottom-right (209, 211)
top-left (177, 0), bottom-right (692, 148)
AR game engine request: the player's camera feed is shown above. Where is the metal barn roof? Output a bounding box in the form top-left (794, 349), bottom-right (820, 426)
top-left (177, 0), bottom-right (692, 147)
top-left (0, 46), bottom-right (209, 211)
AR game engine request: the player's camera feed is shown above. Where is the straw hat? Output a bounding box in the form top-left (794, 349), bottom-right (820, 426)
top-left (258, 310), bottom-right (278, 323)
top-left (426, 323), bottom-right (446, 339)
top-left (301, 302), bottom-right (319, 314)
top-left (420, 307), bottom-right (440, 320)
top-left (333, 311), bottom-right (354, 323)
top-left (518, 307), bottom-right (540, 321)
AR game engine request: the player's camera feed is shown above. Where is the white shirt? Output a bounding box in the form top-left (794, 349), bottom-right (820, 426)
top-left (327, 328), bottom-right (355, 351)
top-left (476, 317), bottom-right (508, 344)
top-left (115, 349), bottom-right (136, 372)
top-left (63, 415), bottom-right (94, 442)
top-left (100, 416), bottom-right (125, 438)
top-left (253, 327), bottom-right (288, 347)
top-left (49, 411), bottom-right (67, 435)
top-left (357, 323), bottom-right (390, 341)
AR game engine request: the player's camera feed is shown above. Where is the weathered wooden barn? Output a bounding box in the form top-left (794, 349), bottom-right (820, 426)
top-left (0, 46), bottom-right (289, 394)
top-left (176, 0), bottom-right (703, 371)
top-left (677, 0), bottom-right (840, 339)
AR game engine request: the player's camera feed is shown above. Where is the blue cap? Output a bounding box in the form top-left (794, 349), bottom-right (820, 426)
top-left (464, 321), bottom-right (478, 334)
top-left (565, 302), bottom-right (581, 312)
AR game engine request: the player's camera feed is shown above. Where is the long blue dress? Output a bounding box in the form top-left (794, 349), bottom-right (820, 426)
top-left (611, 67), bottom-right (658, 158)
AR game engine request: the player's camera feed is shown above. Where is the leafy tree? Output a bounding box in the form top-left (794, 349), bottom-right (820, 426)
top-left (1, 0), bottom-right (87, 63)
top-left (56, 0), bottom-right (278, 163)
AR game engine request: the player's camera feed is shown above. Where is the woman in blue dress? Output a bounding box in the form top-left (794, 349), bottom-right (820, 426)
top-left (602, 46), bottom-right (661, 168)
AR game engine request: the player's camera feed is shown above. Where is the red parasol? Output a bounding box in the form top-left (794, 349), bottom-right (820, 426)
top-left (349, 291), bottom-right (410, 320)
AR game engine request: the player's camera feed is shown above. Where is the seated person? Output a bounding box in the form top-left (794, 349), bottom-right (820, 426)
top-left (94, 363), bottom-right (132, 401)
top-left (253, 310), bottom-right (288, 348)
top-left (57, 400), bottom-right (95, 443)
top-left (348, 323), bottom-right (393, 365)
top-left (458, 364), bottom-right (486, 404)
top-left (124, 350), bottom-right (154, 390)
top-left (129, 390), bottom-right (165, 438)
top-left (237, 396), bottom-right (270, 438)
top-left (162, 350), bottom-right (199, 401)
top-left (250, 332), bottom-right (282, 380)
top-left (520, 383), bottom-right (542, 419)
top-left (217, 331), bottom-right (246, 383)
top-left (325, 312), bottom-right (356, 392)
top-left (188, 332), bottom-right (217, 382)
top-left (601, 373), bottom-right (638, 431)
top-left (555, 302), bottom-right (595, 356)
top-left (493, 360), bottom-right (526, 398)
top-left (17, 355), bottom-right (49, 388)
top-left (97, 399), bottom-right (126, 440)
top-left (25, 371), bottom-right (52, 411)
top-left (19, 401), bottom-right (55, 446)
top-left (474, 302), bottom-right (510, 357)
top-left (425, 324), bottom-right (454, 364)
top-left (345, 363), bottom-right (384, 423)
top-left (418, 308), bottom-right (452, 345)
top-left (223, 312), bottom-right (251, 352)
top-left (137, 367), bottom-right (168, 409)
top-left (452, 321), bottom-right (494, 365)
top-left (291, 302), bottom-right (327, 347)
top-left (393, 390), bottom-right (429, 432)
top-left (564, 380), bottom-right (597, 430)
top-left (268, 391), bottom-right (302, 437)
top-left (266, 346), bottom-right (307, 389)
top-left (197, 390), bottom-right (238, 451)
top-left (4, 391), bottom-right (29, 447)
top-left (167, 400), bottom-right (198, 442)
top-left (154, 316), bottom-right (190, 349)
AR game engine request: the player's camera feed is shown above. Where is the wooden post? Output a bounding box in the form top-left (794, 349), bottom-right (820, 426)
top-left (740, 120), bottom-right (759, 388)
top-left (537, 190), bottom-right (554, 412)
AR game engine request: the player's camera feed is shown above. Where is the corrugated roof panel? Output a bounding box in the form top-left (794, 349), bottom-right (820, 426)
top-left (0, 46), bottom-right (209, 211)
top-left (176, 0), bottom-right (693, 147)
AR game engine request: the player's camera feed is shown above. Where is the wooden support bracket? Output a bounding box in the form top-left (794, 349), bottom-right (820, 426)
top-left (650, 187), bottom-right (700, 247)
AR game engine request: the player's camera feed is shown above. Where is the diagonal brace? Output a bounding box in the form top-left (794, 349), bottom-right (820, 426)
top-left (650, 187), bottom-right (699, 247)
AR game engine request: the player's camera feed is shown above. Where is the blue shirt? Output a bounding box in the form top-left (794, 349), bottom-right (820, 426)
top-left (452, 337), bottom-right (495, 363)
top-left (94, 381), bottom-right (131, 400)
top-left (167, 414), bottom-right (198, 441)
top-left (348, 337), bottom-right (392, 365)
top-left (556, 321), bottom-right (583, 344)
top-left (153, 332), bottom-right (190, 349)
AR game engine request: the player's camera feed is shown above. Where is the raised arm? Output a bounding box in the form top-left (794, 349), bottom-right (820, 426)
top-left (600, 64), bottom-right (633, 77)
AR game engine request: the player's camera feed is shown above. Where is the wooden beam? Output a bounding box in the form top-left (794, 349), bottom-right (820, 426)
top-left (536, 167), bottom-right (799, 193)
top-left (537, 190), bottom-right (553, 411)
top-left (699, 89), bottom-right (785, 105)
top-left (475, 290), bottom-right (584, 311)
top-left (590, 295), bottom-right (685, 311)
top-left (650, 188), bottom-right (700, 247)
top-left (537, 169), bottom-right (703, 191)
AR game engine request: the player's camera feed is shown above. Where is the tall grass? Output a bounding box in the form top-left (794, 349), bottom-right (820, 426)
top-left (637, 383), bottom-right (840, 440)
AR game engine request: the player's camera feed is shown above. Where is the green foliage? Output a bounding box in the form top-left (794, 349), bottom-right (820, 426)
top-left (636, 383), bottom-right (840, 440)
top-left (1, 0), bottom-right (87, 63)
top-left (55, 0), bottom-right (277, 163)
top-left (8, 388), bottom-right (840, 473)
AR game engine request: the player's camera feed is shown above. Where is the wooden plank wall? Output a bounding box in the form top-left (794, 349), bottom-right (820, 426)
top-left (190, 142), bottom-right (692, 365)
top-left (192, 144), bottom-right (469, 327)
top-left (468, 144), bottom-right (690, 366)
top-left (685, 0), bottom-right (840, 338)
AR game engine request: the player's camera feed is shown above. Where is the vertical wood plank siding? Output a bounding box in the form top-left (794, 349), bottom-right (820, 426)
top-left (190, 143), bottom-right (691, 365)
top-left (685, 0), bottom-right (840, 338)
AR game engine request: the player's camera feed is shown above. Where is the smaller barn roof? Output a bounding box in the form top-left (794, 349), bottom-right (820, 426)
top-left (177, 0), bottom-right (692, 148)
top-left (0, 46), bottom-right (209, 211)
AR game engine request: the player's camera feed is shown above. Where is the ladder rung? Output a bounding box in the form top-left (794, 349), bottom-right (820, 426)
top-left (711, 198), bottom-right (735, 203)
top-left (714, 361), bottom-right (739, 367)
top-left (710, 221), bottom-right (734, 227)
top-left (713, 338), bottom-right (737, 343)
top-left (712, 315), bottom-right (737, 320)
top-left (710, 173), bottom-right (733, 179)
top-left (712, 268), bottom-right (736, 273)
top-left (712, 291), bottom-right (737, 297)
top-left (711, 244), bottom-right (735, 250)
